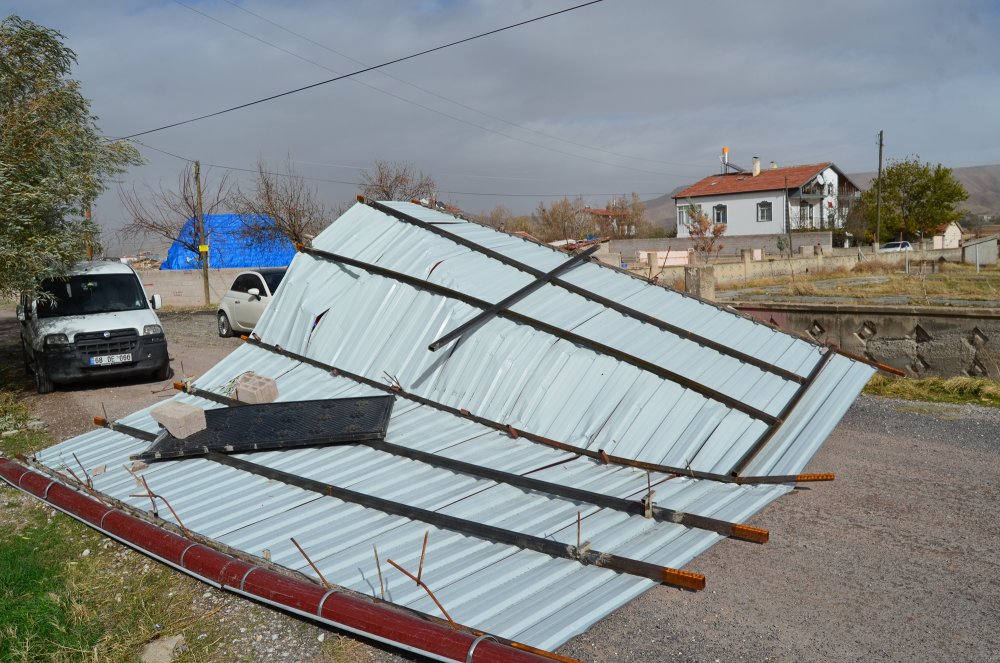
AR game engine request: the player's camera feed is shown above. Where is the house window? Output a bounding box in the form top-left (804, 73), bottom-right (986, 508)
top-left (713, 204), bottom-right (727, 224)
top-left (677, 205), bottom-right (689, 227)
top-left (799, 202), bottom-right (814, 224)
top-left (757, 201), bottom-right (772, 222)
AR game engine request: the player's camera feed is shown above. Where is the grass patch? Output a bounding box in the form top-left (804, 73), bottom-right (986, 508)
top-left (0, 392), bottom-right (30, 433)
top-left (864, 374), bottom-right (1000, 408)
top-left (720, 260), bottom-right (1000, 303)
top-left (0, 491), bottom-right (229, 662)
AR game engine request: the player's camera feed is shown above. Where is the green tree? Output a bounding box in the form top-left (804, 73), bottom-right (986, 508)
top-left (0, 15), bottom-right (140, 297)
top-left (860, 157), bottom-right (967, 242)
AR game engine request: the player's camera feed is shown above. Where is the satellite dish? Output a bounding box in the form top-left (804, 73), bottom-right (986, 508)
top-left (815, 173), bottom-right (826, 185)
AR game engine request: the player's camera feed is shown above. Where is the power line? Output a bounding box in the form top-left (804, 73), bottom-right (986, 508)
top-left (118, 0), bottom-right (606, 140)
top-left (167, 0), bottom-right (690, 178)
top-left (129, 139), bottom-right (671, 199)
top-left (214, 0), bottom-right (701, 171)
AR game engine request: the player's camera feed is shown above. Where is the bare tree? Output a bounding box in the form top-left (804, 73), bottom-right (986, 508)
top-left (601, 192), bottom-right (649, 238)
top-left (359, 160), bottom-right (436, 201)
top-left (120, 162), bottom-right (231, 304)
top-left (230, 159), bottom-right (330, 247)
top-left (683, 202), bottom-right (726, 263)
top-left (478, 204), bottom-right (513, 230)
top-left (533, 197), bottom-right (586, 243)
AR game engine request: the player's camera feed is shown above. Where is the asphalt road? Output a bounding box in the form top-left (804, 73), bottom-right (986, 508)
top-left (2, 308), bottom-right (998, 662)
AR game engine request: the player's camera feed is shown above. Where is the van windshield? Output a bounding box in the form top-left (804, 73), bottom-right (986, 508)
top-left (37, 274), bottom-right (148, 318)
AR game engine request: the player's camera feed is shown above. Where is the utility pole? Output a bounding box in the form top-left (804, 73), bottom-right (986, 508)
top-left (784, 175), bottom-right (791, 254)
top-left (875, 130), bottom-right (884, 255)
top-left (194, 160), bottom-right (210, 306)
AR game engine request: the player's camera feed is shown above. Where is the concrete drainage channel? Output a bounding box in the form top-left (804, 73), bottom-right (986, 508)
top-left (736, 301), bottom-right (1000, 379)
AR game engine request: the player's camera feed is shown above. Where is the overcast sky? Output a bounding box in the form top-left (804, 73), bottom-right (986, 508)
top-left (9, 0), bottom-right (1000, 252)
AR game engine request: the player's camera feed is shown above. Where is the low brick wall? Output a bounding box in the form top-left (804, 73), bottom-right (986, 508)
top-left (736, 301), bottom-right (1000, 379)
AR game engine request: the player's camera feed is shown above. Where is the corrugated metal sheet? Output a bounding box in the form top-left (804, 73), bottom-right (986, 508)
top-left (31, 201), bottom-right (873, 652)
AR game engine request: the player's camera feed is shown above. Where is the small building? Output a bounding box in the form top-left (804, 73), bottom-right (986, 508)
top-left (673, 152), bottom-right (860, 238)
top-left (962, 235), bottom-right (999, 266)
top-left (932, 222), bottom-right (963, 249)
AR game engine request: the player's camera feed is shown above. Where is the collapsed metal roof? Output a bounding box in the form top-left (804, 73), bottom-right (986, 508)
top-left (28, 200), bottom-right (875, 655)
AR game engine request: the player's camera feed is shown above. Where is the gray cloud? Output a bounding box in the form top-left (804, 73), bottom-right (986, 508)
top-left (8, 0), bottom-right (1000, 252)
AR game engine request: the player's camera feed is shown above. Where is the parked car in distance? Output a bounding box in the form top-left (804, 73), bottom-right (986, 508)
top-left (217, 268), bottom-right (286, 337)
top-left (17, 261), bottom-right (169, 394)
top-left (879, 241), bottom-right (913, 252)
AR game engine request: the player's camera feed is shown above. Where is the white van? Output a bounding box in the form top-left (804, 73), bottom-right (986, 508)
top-left (16, 261), bottom-right (170, 394)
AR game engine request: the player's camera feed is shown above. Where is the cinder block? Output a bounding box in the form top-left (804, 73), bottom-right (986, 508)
top-left (235, 372), bottom-right (279, 404)
top-left (150, 401), bottom-right (207, 439)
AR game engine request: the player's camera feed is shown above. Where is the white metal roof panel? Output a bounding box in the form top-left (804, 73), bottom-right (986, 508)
top-left (28, 200), bottom-right (874, 653)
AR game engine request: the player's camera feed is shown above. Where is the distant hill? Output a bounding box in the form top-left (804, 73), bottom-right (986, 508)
top-left (643, 186), bottom-right (686, 232)
top-left (644, 164), bottom-right (1000, 233)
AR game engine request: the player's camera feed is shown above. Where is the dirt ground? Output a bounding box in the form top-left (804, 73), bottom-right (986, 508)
top-left (2, 308), bottom-right (999, 662)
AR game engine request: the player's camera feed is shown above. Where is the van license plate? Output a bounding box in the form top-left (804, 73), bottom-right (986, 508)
top-left (90, 353), bottom-right (132, 366)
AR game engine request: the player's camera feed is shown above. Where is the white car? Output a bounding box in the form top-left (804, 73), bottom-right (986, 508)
top-left (17, 261), bottom-right (169, 393)
top-left (879, 241), bottom-right (913, 252)
top-left (217, 268), bottom-right (286, 337)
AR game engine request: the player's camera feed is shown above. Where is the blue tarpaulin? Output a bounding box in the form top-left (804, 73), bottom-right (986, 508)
top-left (159, 214), bottom-right (296, 270)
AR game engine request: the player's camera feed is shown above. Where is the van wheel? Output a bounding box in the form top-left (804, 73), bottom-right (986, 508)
top-left (35, 364), bottom-right (54, 394)
top-left (218, 311), bottom-right (232, 337)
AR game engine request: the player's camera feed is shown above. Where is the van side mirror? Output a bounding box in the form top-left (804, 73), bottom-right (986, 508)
top-left (16, 304), bottom-right (26, 322)
top-left (247, 287), bottom-right (261, 300)
top-left (150, 294), bottom-right (162, 310)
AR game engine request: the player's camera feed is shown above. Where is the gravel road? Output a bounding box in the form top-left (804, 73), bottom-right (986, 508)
top-left (2, 308), bottom-right (998, 662)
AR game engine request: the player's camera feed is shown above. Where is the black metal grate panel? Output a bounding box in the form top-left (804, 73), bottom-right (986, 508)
top-left (75, 328), bottom-right (139, 357)
top-left (136, 396), bottom-right (395, 462)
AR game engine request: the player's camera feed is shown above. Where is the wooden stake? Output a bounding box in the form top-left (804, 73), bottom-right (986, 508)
top-left (291, 537), bottom-right (331, 588)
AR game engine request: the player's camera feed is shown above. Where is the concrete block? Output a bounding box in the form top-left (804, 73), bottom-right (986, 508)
top-left (684, 265), bottom-right (715, 301)
top-left (150, 401), bottom-right (206, 439)
top-left (235, 372), bottom-right (278, 404)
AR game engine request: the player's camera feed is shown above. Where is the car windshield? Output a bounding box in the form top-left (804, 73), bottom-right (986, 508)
top-left (37, 274), bottom-right (148, 318)
top-left (262, 271), bottom-right (285, 295)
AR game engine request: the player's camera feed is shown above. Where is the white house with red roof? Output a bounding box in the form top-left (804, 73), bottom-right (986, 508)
top-left (673, 157), bottom-right (860, 238)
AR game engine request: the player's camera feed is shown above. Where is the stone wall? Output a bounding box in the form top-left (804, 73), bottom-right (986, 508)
top-left (609, 231), bottom-right (834, 265)
top-left (736, 302), bottom-right (1000, 379)
top-left (621, 247), bottom-right (963, 286)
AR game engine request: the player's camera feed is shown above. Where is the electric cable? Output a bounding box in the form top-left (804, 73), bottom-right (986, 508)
top-left (117, 1), bottom-right (605, 140)
top-left (167, 0), bottom-right (690, 178)
top-left (213, 0), bottom-right (702, 170)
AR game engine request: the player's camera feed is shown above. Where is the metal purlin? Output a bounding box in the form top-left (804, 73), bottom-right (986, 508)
top-left (365, 199), bottom-right (809, 383)
top-left (242, 335), bottom-right (833, 487)
top-left (296, 244), bottom-right (780, 426)
top-left (158, 384), bottom-right (770, 544)
top-left (387, 198), bottom-right (907, 379)
top-left (97, 419), bottom-right (707, 590)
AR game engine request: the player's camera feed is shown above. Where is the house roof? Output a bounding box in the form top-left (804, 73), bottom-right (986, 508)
top-left (673, 163), bottom-right (834, 200)
top-left (32, 201), bottom-right (874, 654)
